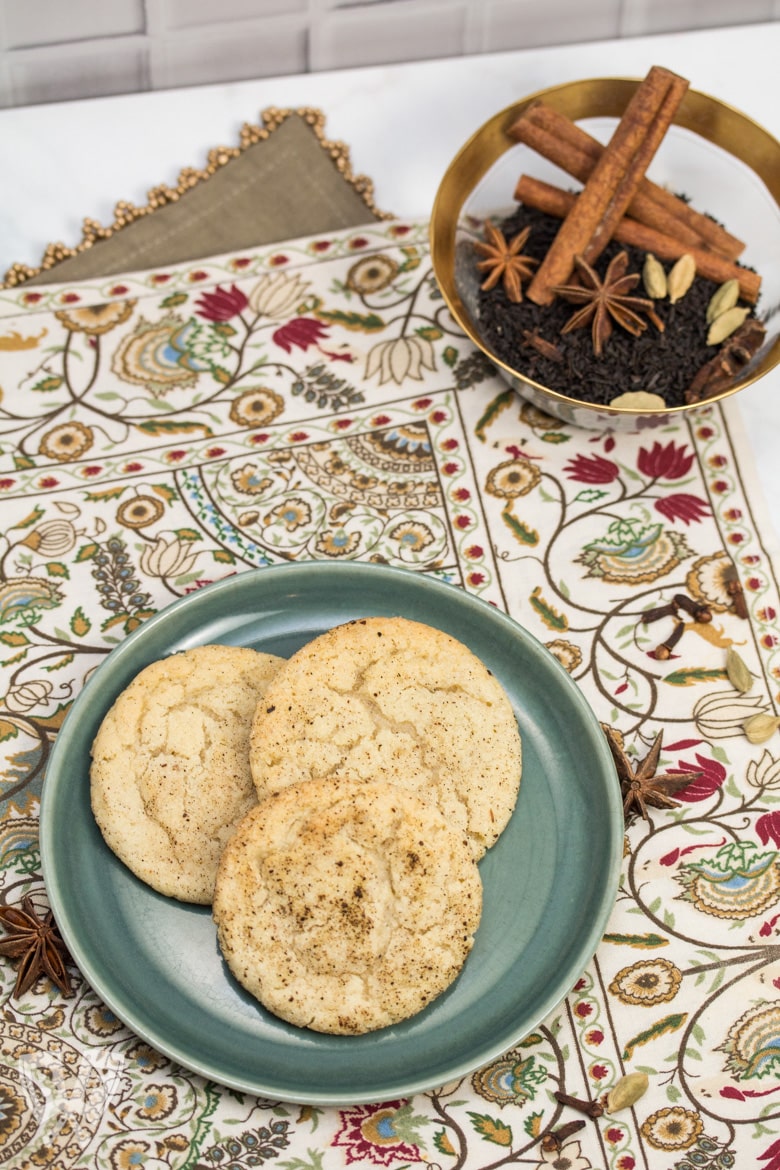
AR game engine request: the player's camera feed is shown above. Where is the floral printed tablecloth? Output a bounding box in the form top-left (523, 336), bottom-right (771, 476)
top-left (1, 217), bottom-right (779, 1170)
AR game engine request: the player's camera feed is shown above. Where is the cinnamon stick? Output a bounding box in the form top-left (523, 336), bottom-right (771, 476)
top-left (526, 66), bottom-right (689, 305)
top-left (515, 174), bottom-right (761, 304)
top-left (511, 102), bottom-right (745, 261)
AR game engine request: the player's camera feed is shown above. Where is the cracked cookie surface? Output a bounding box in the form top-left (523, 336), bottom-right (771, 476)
top-left (249, 616), bottom-right (522, 859)
top-left (213, 775), bottom-right (483, 1034)
top-left (90, 643), bottom-right (284, 904)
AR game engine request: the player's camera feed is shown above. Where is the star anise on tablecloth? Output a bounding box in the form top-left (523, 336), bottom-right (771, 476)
top-left (0, 894), bottom-right (73, 998)
top-left (601, 724), bottom-right (701, 824)
top-left (474, 221), bottom-right (539, 303)
top-left (552, 251), bottom-right (663, 357)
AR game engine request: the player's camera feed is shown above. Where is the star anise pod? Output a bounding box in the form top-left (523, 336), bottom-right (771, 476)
top-left (0, 894), bottom-right (73, 998)
top-left (474, 221), bottom-right (539, 303)
top-left (601, 725), bottom-right (701, 824)
top-left (552, 252), bottom-right (664, 357)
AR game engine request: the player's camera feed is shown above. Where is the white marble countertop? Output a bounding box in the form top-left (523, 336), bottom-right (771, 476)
top-left (1, 20), bottom-right (778, 533)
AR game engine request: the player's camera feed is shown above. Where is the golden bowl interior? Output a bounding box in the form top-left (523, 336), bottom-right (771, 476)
top-left (430, 77), bottom-right (780, 428)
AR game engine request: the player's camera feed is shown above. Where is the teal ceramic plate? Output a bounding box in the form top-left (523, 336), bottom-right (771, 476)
top-left (40, 562), bottom-right (622, 1105)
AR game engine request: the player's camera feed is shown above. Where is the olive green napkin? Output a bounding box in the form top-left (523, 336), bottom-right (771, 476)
top-left (22, 111), bottom-right (383, 285)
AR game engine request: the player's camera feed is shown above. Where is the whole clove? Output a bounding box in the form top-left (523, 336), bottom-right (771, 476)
top-left (672, 593), bottom-right (712, 623)
top-left (654, 619), bottom-right (685, 660)
top-left (541, 1119), bottom-right (587, 1153)
top-left (554, 1091), bottom-right (604, 1119)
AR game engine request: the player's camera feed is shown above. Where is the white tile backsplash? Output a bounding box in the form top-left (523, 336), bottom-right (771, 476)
top-left (7, 38), bottom-right (149, 105)
top-left (157, 0), bottom-right (308, 32)
top-left (481, 0), bottom-right (622, 52)
top-left (620, 0), bottom-right (775, 36)
top-left (2, 0), bottom-right (145, 49)
top-left (310, 0), bottom-right (468, 70)
top-left (150, 22), bottom-right (307, 90)
top-left (0, 0), bottom-right (776, 107)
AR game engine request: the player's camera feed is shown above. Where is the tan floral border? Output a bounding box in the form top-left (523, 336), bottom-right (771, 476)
top-left (1, 106), bottom-right (392, 289)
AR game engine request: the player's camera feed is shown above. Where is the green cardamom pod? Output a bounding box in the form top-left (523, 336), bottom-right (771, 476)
top-left (706, 278), bottom-right (740, 324)
top-left (726, 647), bottom-right (753, 694)
top-left (642, 253), bottom-right (667, 299)
top-left (605, 1072), bottom-right (649, 1114)
top-left (707, 305), bottom-right (750, 346)
top-left (743, 713), bottom-right (780, 745)
top-left (667, 254), bottom-right (696, 304)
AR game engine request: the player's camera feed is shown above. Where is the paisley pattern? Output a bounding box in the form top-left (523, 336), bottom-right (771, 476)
top-left (1, 219), bottom-right (780, 1169)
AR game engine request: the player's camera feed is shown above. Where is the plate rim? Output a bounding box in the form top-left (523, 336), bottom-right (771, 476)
top-left (40, 561), bottom-right (623, 1104)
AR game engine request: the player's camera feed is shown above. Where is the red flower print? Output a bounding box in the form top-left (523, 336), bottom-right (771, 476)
top-left (151, 273), bottom-right (171, 283)
top-left (605, 1127), bottom-right (625, 1144)
top-left (372, 415), bottom-right (391, 426)
top-left (23, 292), bottom-right (42, 303)
top-left (61, 293), bottom-right (80, 304)
top-left (586, 1028), bottom-right (604, 1044)
top-left (617, 1157), bottom-right (636, 1170)
top-left (110, 284), bottom-right (129, 295)
top-left (429, 410), bottom-right (447, 423)
top-left (654, 493), bottom-right (710, 525)
top-left (564, 453), bottom-right (619, 483)
top-left (389, 224), bottom-right (411, 236)
top-left (638, 440), bottom-right (694, 480)
top-left (465, 545), bottom-right (483, 559)
top-left (455, 515), bottom-right (471, 529)
top-left (349, 236), bottom-right (369, 249)
top-left (670, 754), bottom-right (726, 802)
top-left (190, 270), bottom-right (209, 282)
top-left (467, 572), bottom-right (485, 586)
top-left (453, 487), bottom-right (471, 501)
top-left (195, 284), bottom-right (249, 321)
top-left (590, 1063), bottom-right (608, 1080)
top-left (574, 1001), bottom-right (593, 1018)
top-left (312, 240), bottom-right (331, 252)
top-left (412, 398), bottom-right (433, 409)
top-left (442, 462), bottom-right (460, 475)
top-left (272, 317), bottom-right (329, 353)
top-left (759, 912), bottom-right (780, 938)
top-left (0, 478), bottom-right (16, 490)
top-left (270, 254), bottom-right (289, 266)
top-left (757, 812), bottom-right (780, 849)
top-left (759, 1138), bottom-right (780, 1170)
top-left (333, 1101), bottom-right (422, 1166)
top-left (39, 477), bottom-right (59, 488)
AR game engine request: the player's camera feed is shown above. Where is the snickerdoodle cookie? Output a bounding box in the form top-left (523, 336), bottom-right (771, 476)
top-left (90, 643), bottom-right (284, 904)
top-left (212, 775), bottom-right (483, 1033)
top-left (248, 616), bottom-right (521, 858)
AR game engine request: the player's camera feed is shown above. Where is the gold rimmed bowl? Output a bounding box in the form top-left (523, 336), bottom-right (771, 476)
top-left (430, 77), bottom-right (780, 430)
